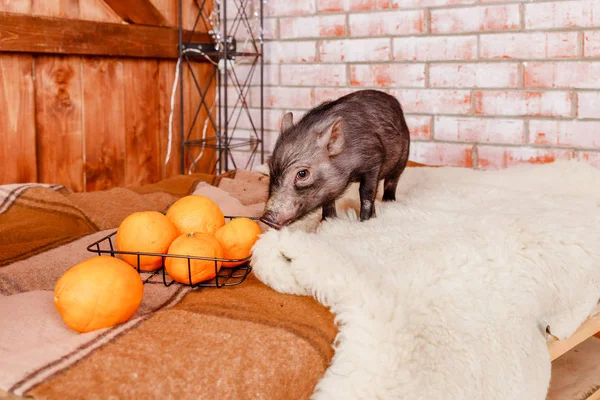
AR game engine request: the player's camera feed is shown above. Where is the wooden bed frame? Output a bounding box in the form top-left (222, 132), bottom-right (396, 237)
top-left (547, 309), bottom-right (600, 400)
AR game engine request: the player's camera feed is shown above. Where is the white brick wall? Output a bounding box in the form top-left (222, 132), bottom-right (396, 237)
top-left (229, 0), bottom-right (600, 169)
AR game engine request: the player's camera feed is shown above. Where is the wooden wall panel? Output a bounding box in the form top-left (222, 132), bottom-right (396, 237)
top-left (34, 56), bottom-right (84, 192)
top-left (0, 55), bottom-right (37, 184)
top-left (158, 60), bottom-right (182, 179)
top-left (82, 58), bottom-right (126, 191)
top-left (0, 1), bottom-right (32, 13)
top-left (0, 0), bottom-right (218, 190)
top-left (31, 0), bottom-right (80, 18)
top-left (124, 59), bottom-right (161, 186)
top-left (78, 0), bottom-right (121, 22)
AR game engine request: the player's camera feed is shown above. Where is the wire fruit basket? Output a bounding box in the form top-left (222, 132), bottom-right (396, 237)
top-left (86, 216), bottom-right (256, 288)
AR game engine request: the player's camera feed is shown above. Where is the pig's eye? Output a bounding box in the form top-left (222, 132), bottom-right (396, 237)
top-left (296, 169), bottom-right (309, 180)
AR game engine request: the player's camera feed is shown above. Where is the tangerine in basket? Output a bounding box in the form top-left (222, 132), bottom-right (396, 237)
top-left (164, 232), bottom-right (224, 285)
top-left (215, 217), bottom-right (262, 267)
top-left (165, 195), bottom-right (225, 236)
top-left (115, 211), bottom-right (178, 271)
top-left (54, 256), bottom-right (144, 333)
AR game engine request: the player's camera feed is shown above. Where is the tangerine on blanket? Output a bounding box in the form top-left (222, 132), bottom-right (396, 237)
top-left (115, 211), bottom-right (178, 271)
top-left (215, 217), bottom-right (262, 267)
top-left (166, 195), bottom-right (225, 236)
top-left (164, 232), bottom-right (224, 284)
top-left (54, 256), bottom-right (144, 333)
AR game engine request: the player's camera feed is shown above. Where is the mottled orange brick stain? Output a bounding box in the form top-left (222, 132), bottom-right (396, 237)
top-left (350, 0), bottom-right (390, 10)
top-left (323, 24), bottom-right (346, 37)
top-left (406, 116), bottom-right (432, 140)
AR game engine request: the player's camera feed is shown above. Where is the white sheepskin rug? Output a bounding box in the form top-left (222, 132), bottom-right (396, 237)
top-left (250, 160), bottom-right (600, 400)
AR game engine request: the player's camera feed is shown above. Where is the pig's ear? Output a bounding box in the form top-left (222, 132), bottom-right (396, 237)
top-left (281, 112), bottom-right (294, 132)
top-left (319, 117), bottom-right (344, 156)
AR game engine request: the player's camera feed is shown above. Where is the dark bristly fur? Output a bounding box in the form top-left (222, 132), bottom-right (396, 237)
top-left (260, 89), bottom-right (410, 230)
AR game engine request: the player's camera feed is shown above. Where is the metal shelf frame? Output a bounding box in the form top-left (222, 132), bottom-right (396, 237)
top-left (177, 0), bottom-right (264, 175)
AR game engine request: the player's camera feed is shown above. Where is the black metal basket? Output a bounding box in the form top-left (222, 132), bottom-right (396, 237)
top-left (86, 216), bottom-right (256, 288)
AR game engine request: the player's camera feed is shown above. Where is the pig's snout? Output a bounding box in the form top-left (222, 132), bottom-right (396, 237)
top-left (259, 211), bottom-right (284, 230)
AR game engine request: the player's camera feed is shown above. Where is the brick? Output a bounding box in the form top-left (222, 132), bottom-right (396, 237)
top-left (477, 146), bottom-right (575, 169)
top-left (264, 0), bottom-right (316, 17)
top-left (529, 120), bottom-right (600, 149)
top-left (351, 0), bottom-right (390, 10)
top-left (406, 116), bottom-right (432, 140)
top-left (525, 0), bottom-right (600, 29)
top-left (234, 109), bottom-right (287, 132)
top-left (584, 31), bottom-right (600, 57)
top-left (350, 64), bottom-right (426, 88)
top-left (233, 64), bottom-right (279, 86)
top-left (318, 0), bottom-right (390, 11)
top-left (393, 0), bottom-right (476, 7)
top-left (349, 10), bottom-right (426, 36)
top-left (524, 62), bottom-right (600, 89)
top-left (480, 0), bottom-right (528, 3)
top-left (393, 36), bottom-right (477, 61)
top-left (578, 92), bottom-right (600, 118)
top-left (429, 63), bottom-right (519, 88)
top-left (232, 18), bottom-right (278, 43)
top-left (317, 0), bottom-right (347, 12)
top-left (230, 149), bottom-right (259, 169)
top-left (313, 88), bottom-right (355, 105)
top-left (410, 142), bottom-right (475, 168)
top-left (254, 87), bottom-right (314, 109)
top-left (320, 38), bottom-right (391, 62)
top-left (431, 4), bottom-right (520, 34)
top-left (279, 15), bottom-right (346, 39)
top-left (435, 117), bottom-right (525, 144)
top-left (578, 151), bottom-right (600, 167)
top-left (474, 91), bottom-right (573, 117)
top-left (264, 41), bottom-right (317, 64)
top-left (280, 64), bottom-right (346, 86)
top-left (480, 32), bottom-right (578, 59)
top-left (390, 89), bottom-right (472, 115)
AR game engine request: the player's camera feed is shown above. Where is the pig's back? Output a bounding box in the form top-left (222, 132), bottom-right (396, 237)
top-left (331, 90), bottom-right (410, 175)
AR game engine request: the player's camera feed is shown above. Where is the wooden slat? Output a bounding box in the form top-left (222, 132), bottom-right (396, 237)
top-left (0, 12), bottom-right (212, 59)
top-left (83, 57), bottom-right (126, 191)
top-left (79, 0), bottom-right (122, 22)
top-left (158, 60), bottom-right (182, 179)
top-left (0, 1), bottom-right (31, 13)
top-left (0, 55), bottom-right (37, 184)
top-left (31, 0), bottom-right (80, 18)
top-left (587, 388), bottom-right (600, 400)
top-left (34, 56), bottom-right (84, 191)
top-left (123, 59), bottom-right (161, 186)
top-left (102, 0), bottom-right (168, 26)
top-left (549, 313), bottom-right (600, 361)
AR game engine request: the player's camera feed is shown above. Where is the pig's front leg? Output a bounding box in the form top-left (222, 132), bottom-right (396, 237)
top-left (358, 169), bottom-right (379, 221)
top-left (322, 200), bottom-right (337, 221)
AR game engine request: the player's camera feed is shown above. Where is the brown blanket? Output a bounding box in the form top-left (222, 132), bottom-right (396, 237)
top-left (0, 171), bottom-right (337, 399)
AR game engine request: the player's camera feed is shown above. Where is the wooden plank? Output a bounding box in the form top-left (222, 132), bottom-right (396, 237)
top-left (82, 57), bottom-right (126, 191)
top-left (79, 0), bottom-right (122, 22)
top-left (31, 0), bottom-right (80, 18)
top-left (587, 388), bottom-right (600, 400)
top-left (123, 59), bottom-right (161, 186)
top-left (34, 56), bottom-right (84, 191)
top-left (158, 60), bottom-right (182, 179)
top-left (0, 12), bottom-right (212, 59)
top-left (151, 0), bottom-right (211, 31)
top-left (0, 55), bottom-right (37, 184)
top-left (548, 313), bottom-right (600, 361)
top-left (0, 1), bottom-right (32, 14)
top-left (150, 0), bottom-right (176, 26)
top-left (102, 0), bottom-right (169, 26)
